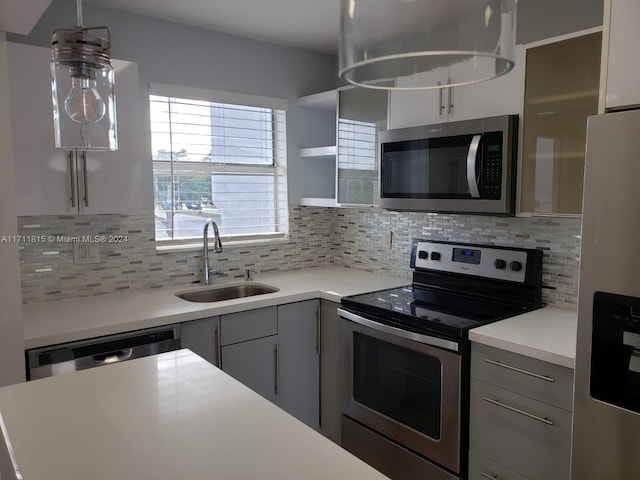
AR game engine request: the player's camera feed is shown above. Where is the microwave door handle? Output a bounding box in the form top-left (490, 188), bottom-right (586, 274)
top-left (466, 134), bottom-right (482, 198)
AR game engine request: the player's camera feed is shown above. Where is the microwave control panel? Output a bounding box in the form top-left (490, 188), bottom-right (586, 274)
top-left (479, 131), bottom-right (503, 200)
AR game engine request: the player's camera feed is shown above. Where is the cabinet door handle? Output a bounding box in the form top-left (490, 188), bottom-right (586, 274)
top-left (483, 397), bottom-right (554, 425)
top-left (438, 81), bottom-right (445, 116)
top-left (447, 78), bottom-right (454, 115)
top-left (315, 304), bottom-right (321, 354)
top-left (214, 325), bottom-right (222, 367)
top-left (483, 358), bottom-right (555, 383)
top-left (274, 343), bottom-right (280, 395)
top-left (481, 473), bottom-right (498, 480)
top-left (81, 151), bottom-right (89, 207)
top-left (68, 151), bottom-right (76, 208)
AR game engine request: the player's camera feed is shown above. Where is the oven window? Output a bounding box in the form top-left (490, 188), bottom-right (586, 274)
top-left (352, 332), bottom-right (442, 439)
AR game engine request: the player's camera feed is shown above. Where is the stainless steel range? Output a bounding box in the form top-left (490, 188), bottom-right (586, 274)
top-left (338, 240), bottom-right (543, 480)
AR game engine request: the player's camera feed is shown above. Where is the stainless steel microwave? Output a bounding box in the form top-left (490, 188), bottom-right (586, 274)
top-left (379, 115), bottom-right (518, 215)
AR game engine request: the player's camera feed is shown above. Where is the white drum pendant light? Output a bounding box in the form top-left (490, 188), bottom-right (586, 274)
top-left (339, 0), bottom-right (517, 90)
top-left (51, 0), bottom-right (117, 150)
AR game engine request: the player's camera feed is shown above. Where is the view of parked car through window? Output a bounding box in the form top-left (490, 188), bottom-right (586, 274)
top-left (149, 89), bottom-right (288, 243)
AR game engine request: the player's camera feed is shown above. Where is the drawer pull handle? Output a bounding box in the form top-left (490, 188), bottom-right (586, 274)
top-left (484, 358), bottom-right (555, 383)
top-left (483, 397), bottom-right (554, 425)
top-left (481, 473), bottom-right (498, 480)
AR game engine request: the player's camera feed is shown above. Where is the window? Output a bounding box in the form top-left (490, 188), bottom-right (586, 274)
top-left (149, 83), bottom-right (288, 245)
top-left (337, 118), bottom-right (378, 204)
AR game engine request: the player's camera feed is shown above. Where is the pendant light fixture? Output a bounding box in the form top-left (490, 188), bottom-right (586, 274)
top-left (51, 0), bottom-right (117, 150)
top-left (339, 0), bottom-right (517, 90)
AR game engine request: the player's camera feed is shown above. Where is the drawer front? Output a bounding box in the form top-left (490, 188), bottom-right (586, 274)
top-left (471, 343), bottom-right (574, 411)
top-left (220, 306), bottom-right (278, 346)
top-left (468, 450), bottom-right (530, 480)
top-left (469, 379), bottom-right (571, 480)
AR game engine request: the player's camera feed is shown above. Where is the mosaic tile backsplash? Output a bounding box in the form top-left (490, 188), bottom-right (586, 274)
top-left (18, 207), bottom-right (581, 309)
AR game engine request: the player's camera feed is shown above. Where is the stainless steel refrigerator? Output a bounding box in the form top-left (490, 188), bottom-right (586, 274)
top-left (571, 109), bottom-right (640, 478)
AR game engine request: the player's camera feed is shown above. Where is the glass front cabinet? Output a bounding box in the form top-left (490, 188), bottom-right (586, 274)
top-left (519, 30), bottom-right (602, 215)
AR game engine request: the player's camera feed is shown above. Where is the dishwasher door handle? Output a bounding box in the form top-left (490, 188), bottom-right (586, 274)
top-left (92, 348), bottom-right (134, 365)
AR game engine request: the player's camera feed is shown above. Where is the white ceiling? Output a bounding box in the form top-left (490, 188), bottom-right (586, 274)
top-left (88, 0), bottom-right (341, 54)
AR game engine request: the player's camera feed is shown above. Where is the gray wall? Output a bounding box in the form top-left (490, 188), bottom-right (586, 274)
top-left (517, 0), bottom-right (603, 44)
top-left (9, 0), bottom-right (339, 205)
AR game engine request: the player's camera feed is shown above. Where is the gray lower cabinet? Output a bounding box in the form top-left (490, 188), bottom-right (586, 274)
top-left (469, 342), bottom-right (574, 480)
top-left (181, 301), bottom-right (320, 430)
top-left (181, 316), bottom-right (221, 367)
top-left (319, 299), bottom-right (343, 444)
top-left (222, 334), bottom-right (279, 404)
top-left (277, 299), bottom-right (320, 430)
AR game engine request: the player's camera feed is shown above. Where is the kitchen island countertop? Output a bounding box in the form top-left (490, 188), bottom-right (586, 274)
top-left (0, 349), bottom-right (391, 480)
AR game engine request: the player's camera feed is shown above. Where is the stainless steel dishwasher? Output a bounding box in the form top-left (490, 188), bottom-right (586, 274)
top-left (26, 324), bottom-right (181, 380)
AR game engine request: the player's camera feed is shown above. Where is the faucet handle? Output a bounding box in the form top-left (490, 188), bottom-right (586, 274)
top-left (209, 269), bottom-right (227, 279)
top-left (245, 269), bottom-right (254, 281)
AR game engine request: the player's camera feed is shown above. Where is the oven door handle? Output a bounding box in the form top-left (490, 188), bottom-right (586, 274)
top-left (337, 308), bottom-right (459, 352)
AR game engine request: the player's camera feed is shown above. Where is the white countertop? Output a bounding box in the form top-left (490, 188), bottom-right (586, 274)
top-left (23, 266), bottom-right (410, 349)
top-left (0, 349), bottom-right (391, 480)
top-left (23, 266), bottom-right (578, 368)
top-left (468, 306), bottom-right (578, 369)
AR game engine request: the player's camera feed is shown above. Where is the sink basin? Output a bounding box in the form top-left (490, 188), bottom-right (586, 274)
top-left (175, 283), bottom-right (279, 303)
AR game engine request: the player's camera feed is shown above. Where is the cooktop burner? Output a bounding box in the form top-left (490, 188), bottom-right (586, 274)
top-left (341, 240), bottom-right (544, 340)
top-left (341, 285), bottom-right (531, 339)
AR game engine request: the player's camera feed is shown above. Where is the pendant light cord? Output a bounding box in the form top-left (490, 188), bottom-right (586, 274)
top-left (76, 0), bottom-right (83, 26)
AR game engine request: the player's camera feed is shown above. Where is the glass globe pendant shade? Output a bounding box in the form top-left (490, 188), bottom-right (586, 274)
top-left (51, 18), bottom-right (117, 150)
top-left (339, 0), bottom-right (517, 90)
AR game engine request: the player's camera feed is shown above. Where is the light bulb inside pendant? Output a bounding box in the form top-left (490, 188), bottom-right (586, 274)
top-left (64, 75), bottom-right (106, 124)
top-left (50, 0), bottom-right (117, 150)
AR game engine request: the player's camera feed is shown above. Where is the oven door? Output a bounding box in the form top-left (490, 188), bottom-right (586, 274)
top-left (339, 308), bottom-right (462, 475)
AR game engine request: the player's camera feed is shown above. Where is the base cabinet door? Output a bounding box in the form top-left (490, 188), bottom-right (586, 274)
top-left (468, 451), bottom-right (529, 480)
top-left (183, 301), bottom-right (321, 430)
top-left (181, 316), bottom-right (221, 367)
top-left (469, 342), bottom-right (574, 480)
top-left (277, 300), bottom-right (320, 430)
top-left (319, 300), bottom-right (343, 444)
top-left (221, 335), bottom-right (279, 405)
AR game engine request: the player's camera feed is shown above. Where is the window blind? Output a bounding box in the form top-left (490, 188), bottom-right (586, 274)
top-left (149, 86), bottom-right (288, 243)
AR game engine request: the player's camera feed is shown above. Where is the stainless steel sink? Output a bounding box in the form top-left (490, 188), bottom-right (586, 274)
top-left (175, 283), bottom-right (279, 303)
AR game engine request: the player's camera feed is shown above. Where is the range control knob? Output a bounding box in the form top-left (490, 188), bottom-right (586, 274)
top-left (510, 260), bottom-right (523, 272)
top-left (430, 251), bottom-right (441, 261)
top-left (418, 250), bottom-right (429, 259)
top-left (494, 259), bottom-right (506, 270)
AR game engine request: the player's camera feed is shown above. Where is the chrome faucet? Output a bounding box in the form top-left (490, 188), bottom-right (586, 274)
top-left (202, 219), bottom-right (223, 285)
